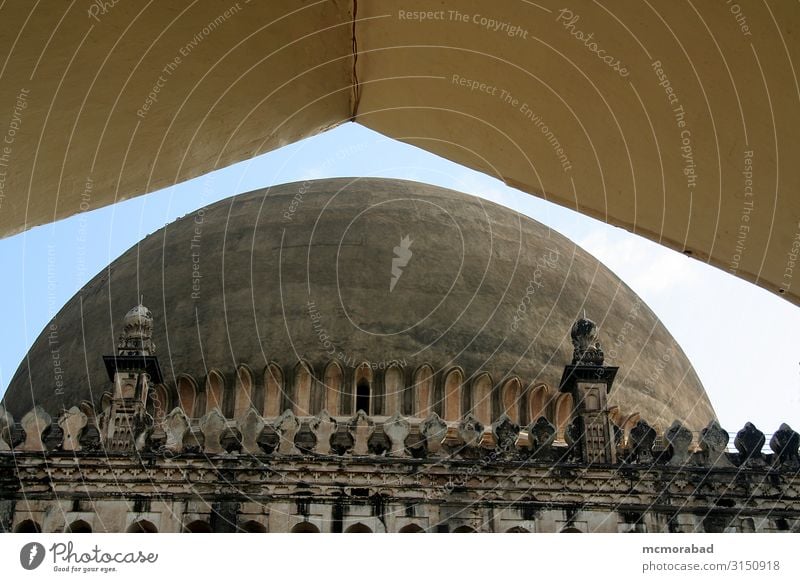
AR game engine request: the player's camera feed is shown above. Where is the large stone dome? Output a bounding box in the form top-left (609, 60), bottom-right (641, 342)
top-left (2, 178), bottom-right (715, 430)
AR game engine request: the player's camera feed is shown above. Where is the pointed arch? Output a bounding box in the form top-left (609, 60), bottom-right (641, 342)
top-left (354, 362), bottom-right (373, 414)
top-left (413, 364), bottom-right (434, 417)
top-left (345, 522), bottom-right (372, 533)
top-left (14, 519), bottom-right (41, 533)
top-left (384, 363), bottom-right (404, 417)
top-left (204, 370), bottom-right (226, 416)
top-left (291, 522), bottom-right (320, 533)
top-left (399, 523), bottom-right (424, 533)
top-left (472, 372), bottom-right (493, 425)
top-left (501, 377), bottom-right (522, 423)
top-left (528, 383), bottom-right (551, 423)
top-left (184, 520), bottom-right (212, 533)
top-left (263, 363), bottom-right (284, 417)
top-left (555, 392), bottom-right (574, 443)
top-left (177, 375), bottom-right (198, 418)
top-left (443, 368), bottom-right (463, 421)
top-left (293, 361), bottom-right (314, 416)
top-left (233, 365), bottom-right (254, 419)
top-left (322, 361), bottom-right (343, 415)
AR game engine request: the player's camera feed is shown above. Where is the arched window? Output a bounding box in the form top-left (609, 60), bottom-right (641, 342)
top-left (263, 363), bottom-right (283, 417)
top-left (472, 373), bottom-right (493, 425)
top-left (354, 364), bottom-right (373, 415)
top-left (14, 519), bottom-right (41, 533)
top-left (414, 365), bottom-right (434, 417)
top-left (293, 362), bottom-right (313, 416)
top-left (452, 525), bottom-right (476, 533)
top-left (184, 520), bottom-right (212, 533)
top-left (443, 368), bottom-right (463, 421)
top-left (528, 384), bottom-right (550, 422)
top-left (555, 393), bottom-right (574, 443)
top-left (233, 366), bottom-right (254, 419)
top-left (323, 362), bottom-right (343, 415)
top-left (65, 520), bottom-right (92, 533)
top-left (501, 378), bottom-right (522, 423)
top-left (384, 364), bottom-right (404, 417)
top-left (127, 520), bottom-right (157, 533)
top-left (345, 522), bottom-right (372, 533)
top-left (398, 523), bottom-right (424, 533)
top-left (205, 370), bottom-right (225, 416)
top-left (177, 375), bottom-right (197, 418)
top-left (291, 522), bottom-right (320, 533)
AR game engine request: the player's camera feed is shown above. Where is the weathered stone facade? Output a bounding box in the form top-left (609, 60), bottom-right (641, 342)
top-left (1, 306), bottom-right (798, 533)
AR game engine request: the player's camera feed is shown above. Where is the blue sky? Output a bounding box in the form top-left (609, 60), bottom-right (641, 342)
top-left (1, 123), bottom-right (798, 437)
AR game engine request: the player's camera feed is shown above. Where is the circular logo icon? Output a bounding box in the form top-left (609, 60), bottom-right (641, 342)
top-left (20, 542), bottom-right (45, 570)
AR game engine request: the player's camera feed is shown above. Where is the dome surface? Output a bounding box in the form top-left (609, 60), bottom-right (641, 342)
top-left (3, 178), bottom-right (715, 430)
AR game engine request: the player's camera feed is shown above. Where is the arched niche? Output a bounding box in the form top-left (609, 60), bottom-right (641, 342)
top-left (413, 364), bottom-right (434, 417)
top-left (528, 383), bottom-right (551, 423)
top-left (354, 363), bottom-right (373, 415)
top-left (127, 520), bottom-right (157, 533)
top-left (398, 523), bottom-right (424, 533)
top-left (442, 368), bottom-right (463, 421)
top-left (322, 361), bottom-right (343, 415)
top-left (293, 361), bottom-right (314, 416)
top-left (345, 522), bottom-right (372, 533)
top-left (554, 393), bottom-right (574, 443)
top-left (65, 519), bottom-right (92, 533)
top-left (177, 375), bottom-right (198, 418)
top-left (501, 377), bottom-right (522, 424)
top-left (263, 363), bottom-right (283, 417)
top-left (452, 525), bottom-right (476, 533)
top-left (15, 519), bottom-right (41, 533)
top-left (291, 522), bottom-right (320, 533)
top-left (472, 373), bottom-right (493, 425)
top-left (204, 370), bottom-right (226, 416)
top-left (506, 526), bottom-right (530, 533)
top-left (233, 365), bottom-right (254, 419)
top-left (383, 364), bottom-right (404, 417)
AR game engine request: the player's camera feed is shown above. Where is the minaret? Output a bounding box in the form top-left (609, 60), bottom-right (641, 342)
top-left (558, 315), bottom-right (619, 464)
top-left (102, 303), bottom-right (162, 452)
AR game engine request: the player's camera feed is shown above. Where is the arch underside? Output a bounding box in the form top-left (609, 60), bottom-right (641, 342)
top-left (0, 1), bottom-right (797, 305)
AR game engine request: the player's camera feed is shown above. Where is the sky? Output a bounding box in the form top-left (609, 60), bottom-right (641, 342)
top-left (0, 122), bottom-right (798, 440)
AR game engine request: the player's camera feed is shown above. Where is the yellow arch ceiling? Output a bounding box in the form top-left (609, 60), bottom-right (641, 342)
top-left (0, 0), bottom-right (798, 305)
